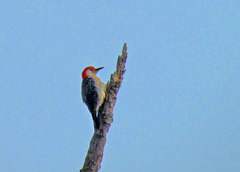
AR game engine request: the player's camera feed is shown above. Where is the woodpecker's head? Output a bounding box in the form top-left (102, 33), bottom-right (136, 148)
top-left (81, 66), bottom-right (104, 78)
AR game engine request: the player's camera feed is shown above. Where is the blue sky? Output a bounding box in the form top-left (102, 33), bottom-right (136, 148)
top-left (0, 1), bottom-right (239, 172)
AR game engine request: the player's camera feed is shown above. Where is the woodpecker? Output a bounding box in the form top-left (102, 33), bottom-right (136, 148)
top-left (81, 66), bottom-right (106, 129)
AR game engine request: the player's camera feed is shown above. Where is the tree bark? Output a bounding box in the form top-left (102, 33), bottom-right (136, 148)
top-left (80, 43), bottom-right (127, 172)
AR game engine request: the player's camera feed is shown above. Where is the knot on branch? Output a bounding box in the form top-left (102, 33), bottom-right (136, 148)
top-left (101, 112), bottom-right (113, 125)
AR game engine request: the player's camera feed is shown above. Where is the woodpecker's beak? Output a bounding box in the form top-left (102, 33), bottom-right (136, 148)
top-left (96, 67), bottom-right (104, 71)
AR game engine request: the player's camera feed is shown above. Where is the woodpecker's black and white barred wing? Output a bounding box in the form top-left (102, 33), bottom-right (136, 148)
top-left (81, 77), bottom-right (98, 115)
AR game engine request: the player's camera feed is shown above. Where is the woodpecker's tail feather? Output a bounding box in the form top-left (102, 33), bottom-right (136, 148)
top-left (91, 111), bottom-right (99, 129)
top-left (94, 115), bottom-right (100, 129)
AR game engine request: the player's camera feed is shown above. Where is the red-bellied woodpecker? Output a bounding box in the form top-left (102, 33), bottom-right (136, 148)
top-left (81, 66), bottom-right (106, 129)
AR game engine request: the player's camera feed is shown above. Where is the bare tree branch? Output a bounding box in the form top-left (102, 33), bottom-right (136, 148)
top-left (80, 43), bottom-right (127, 172)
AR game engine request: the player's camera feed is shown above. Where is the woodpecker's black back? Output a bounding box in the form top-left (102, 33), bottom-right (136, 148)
top-left (81, 77), bottom-right (99, 129)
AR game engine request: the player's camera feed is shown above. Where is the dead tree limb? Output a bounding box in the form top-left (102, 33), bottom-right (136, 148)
top-left (80, 43), bottom-right (127, 172)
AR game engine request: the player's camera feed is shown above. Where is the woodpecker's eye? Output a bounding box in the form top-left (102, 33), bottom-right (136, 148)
top-left (90, 68), bottom-right (93, 71)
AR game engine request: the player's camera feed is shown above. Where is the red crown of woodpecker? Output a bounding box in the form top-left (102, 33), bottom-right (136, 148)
top-left (81, 66), bottom-right (104, 78)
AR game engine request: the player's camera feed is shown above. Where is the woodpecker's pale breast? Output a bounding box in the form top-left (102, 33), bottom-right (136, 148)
top-left (94, 76), bottom-right (106, 112)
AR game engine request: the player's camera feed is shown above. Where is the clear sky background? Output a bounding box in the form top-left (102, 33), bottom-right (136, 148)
top-left (0, 1), bottom-right (239, 172)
